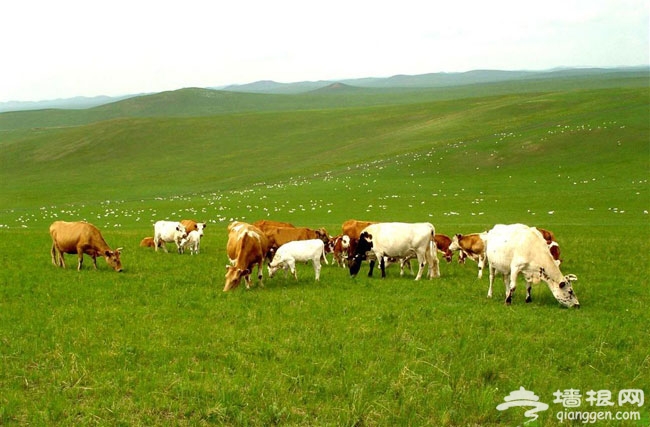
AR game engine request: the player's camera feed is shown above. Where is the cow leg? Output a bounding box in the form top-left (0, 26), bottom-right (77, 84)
top-left (487, 263), bottom-right (495, 298)
top-left (257, 261), bottom-right (265, 287)
top-left (368, 260), bottom-right (375, 277)
top-left (92, 254), bottom-right (99, 270)
top-left (477, 255), bottom-right (485, 279)
top-left (525, 282), bottom-right (533, 303)
top-left (288, 260), bottom-right (298, 280)
top-left (505, 268), bottom-right (518, 305)
top-left (379, 256), bottom-right (387, 278)
top-left (427, 245), bottom-right (440, 279)
top-left (313, 259), bottom-right (321, 281)
top-left (77, 253), bottom-right (84, 271)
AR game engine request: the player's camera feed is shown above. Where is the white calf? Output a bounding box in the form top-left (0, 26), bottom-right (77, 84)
top-left (180, 230), bottom-right (202, 255)
top-left (268, 239), bottom-right (328, 281)
top-left (153, 221), bottom-right (187, 253)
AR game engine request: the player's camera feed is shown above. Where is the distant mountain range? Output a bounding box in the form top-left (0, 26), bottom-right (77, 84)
top-left (1, 67), bottom-right (647, 113)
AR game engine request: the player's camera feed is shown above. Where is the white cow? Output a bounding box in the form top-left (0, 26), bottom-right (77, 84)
top-left (180, 230), bottom-right (202, 255)
top-left (153, 221), bottom-right (187, 253)
top-left (268, 239), bottom-right (328, 281)
top-left (349, 222), bottom-right (440, 280)
top-left (485, 223), bottom-right (579, 307)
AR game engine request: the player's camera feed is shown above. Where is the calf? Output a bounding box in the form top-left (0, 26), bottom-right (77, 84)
top-left (224, 222), bottom-right (269, 291)
top-left (449, 232), bottom-right (487, 278)
top-left (349, 222), bottom-right (440, 280)
top-left (268, 239), bottom-right (328, 281)
top-left (485, 223), bottom-right (579, 307)
top-left (49, 221), bottom-right (123, 272)
top-left (326, 234), bottom-right (350, 267)
top-left (180, 230), bottom-right (202, 255)
top-left (153, 220), bottom-right (187, 253)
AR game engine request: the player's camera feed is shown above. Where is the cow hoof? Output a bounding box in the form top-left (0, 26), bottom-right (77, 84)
top-left (525, 296), bottom-right (532, 303)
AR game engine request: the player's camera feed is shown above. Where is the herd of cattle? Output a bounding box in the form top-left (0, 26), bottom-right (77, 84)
top-left (48, 217), bottom-right (579, 308)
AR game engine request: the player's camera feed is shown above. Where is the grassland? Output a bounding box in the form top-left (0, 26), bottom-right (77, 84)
top-left (0, 73), bottom-right (648, 425)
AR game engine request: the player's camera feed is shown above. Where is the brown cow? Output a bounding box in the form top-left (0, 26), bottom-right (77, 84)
top-left (224, 221), bottom-right (270, 291)
top-left (140, 236), bottom-right (161, 248)
top-left (449, 232), bottom-right (488, 278)
top-left (262, 226), bottom-right (329, 252)
top-left (434, 234), bottom-right (453, 263)
top-left (253, 220), bottom-right (295, 231)
top-left (180, 220), bottom-right (206, 234)
top-left (49, 221), bottom-right (123, 272)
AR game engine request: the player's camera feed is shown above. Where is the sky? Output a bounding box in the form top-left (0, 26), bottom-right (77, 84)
top-left (1, 0), bottom-right (648, 102)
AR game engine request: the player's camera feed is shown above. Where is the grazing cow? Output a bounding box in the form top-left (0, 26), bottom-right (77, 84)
top-left (224, 222), bottom-right (270, 291)
top-left (449, 232), bottom-right (488, 278)
top-left (326, 234), bottom-right (351, 267)
top-left (153, 221), bottom-right (187, 253)
top-left (485, 223), bottom-right (579, 308)
top-left (262, 226), bottom-right (329, 252)
top-left (349, 222), bottom-right (440, 280)
top-left (180, 220), bottom-right (207, 236)
top-left (268, 239), bottom-right (328, 281)
top-left (180, 230), bottom-right (202, 255)
top-left (49, 221), bottom-right (123, 272)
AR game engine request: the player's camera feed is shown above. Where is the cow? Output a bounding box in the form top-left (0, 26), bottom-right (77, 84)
top-left (49, 221), bottom-right (123, 272)
top-left (180, 220), bottom-right (207, 236)
top-left (341, 219), bottom-right (377, 256)
top-left (326, 234), bottom-right (350, 267)
top-left (180, 230), bottom-right (202, 255)
top-left (449, 232), bottom-right (488, 278)
top-left (224, 221), bottom-right (270, 291)
top-left (434, 234), bottom-right (454, 263)
top-left (262, 226), bottom-right (329, 253)
top-left (349, 222), bottom-right (440, 280)
top-left (267, 239), bottom-right (328, 281)
top-left (253, 219), bottom-right (295, 231)
top-left (139, 236), bottom-right (161, 248)
top-left (485, 223), bottom-right (579, 308)
top-left (153, 221), bottom-right (187, 253)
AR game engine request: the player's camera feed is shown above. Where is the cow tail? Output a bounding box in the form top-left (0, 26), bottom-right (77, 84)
top-left (321, 243), bottom-right (329, 265)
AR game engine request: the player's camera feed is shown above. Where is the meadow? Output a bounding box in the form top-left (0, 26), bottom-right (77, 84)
top-left (0, 73), bottom-right (648, 425)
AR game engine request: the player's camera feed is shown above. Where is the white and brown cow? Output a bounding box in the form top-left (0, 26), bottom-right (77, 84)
top-left (449, 232), bottom-right (488, 278)
top-left (485, 223), bottom-right (579, 307)
top-left (326, 234), bottom-right (350, 267)
top-left (49, 221), bottom-right (123, 272)
top-left (224, 221), bottom-right (270, 291)
top-left (153, 220), bottom-right (187, 253)
top-left (349, 222), bottom-right (440, 280)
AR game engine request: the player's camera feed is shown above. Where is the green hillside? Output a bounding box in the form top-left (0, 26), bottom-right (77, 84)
top-left (0, 72), bottom-right (648, 425)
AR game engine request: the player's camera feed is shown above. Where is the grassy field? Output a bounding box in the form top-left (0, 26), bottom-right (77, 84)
top-left (0, 74), bottom-right (648, 425)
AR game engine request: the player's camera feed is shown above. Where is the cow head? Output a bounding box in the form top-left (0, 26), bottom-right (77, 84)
top-left (104, 248), bottom-right (123, 272)
top-left (541, 268), bottom-right (579, 308)
top-left (224, 265), bottom-right (250, 291)
top-left (349, 232), bottom-right (373, 277)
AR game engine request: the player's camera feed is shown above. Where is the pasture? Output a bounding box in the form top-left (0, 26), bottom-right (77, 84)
top-left (0, 75), bottom-right (648, 425)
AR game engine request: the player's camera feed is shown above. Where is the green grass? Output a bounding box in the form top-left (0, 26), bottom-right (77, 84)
top-left (0, 74), bottom-right (648, 425)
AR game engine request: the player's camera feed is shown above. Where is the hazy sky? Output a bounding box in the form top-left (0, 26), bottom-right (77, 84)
top-left (1, 0), bottom-right (648, 102)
